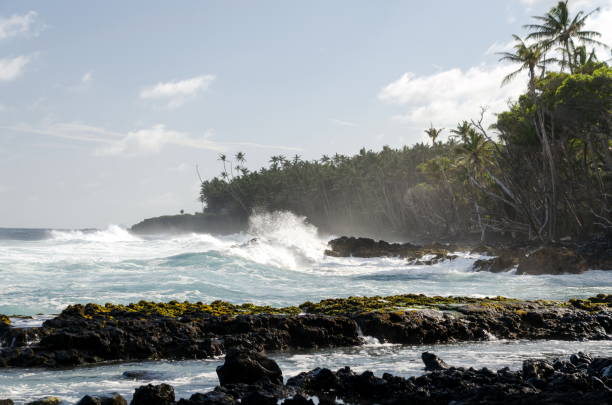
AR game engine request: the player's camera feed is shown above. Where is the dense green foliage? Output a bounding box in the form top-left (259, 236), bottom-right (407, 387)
top-left (200, 1), bottom-right (610, 242)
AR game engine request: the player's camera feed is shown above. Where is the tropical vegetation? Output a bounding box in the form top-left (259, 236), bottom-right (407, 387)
top-left (199, 0), bottom-right (611, 242)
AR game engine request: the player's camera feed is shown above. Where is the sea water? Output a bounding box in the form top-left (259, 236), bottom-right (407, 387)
top-left (0, 211), bottom-right (610, 403)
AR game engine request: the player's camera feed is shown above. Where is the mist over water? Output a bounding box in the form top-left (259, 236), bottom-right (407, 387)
top-left (0, 211), bottom-right (611, 403)
top-left (0, 211), bottom-right (610, 317)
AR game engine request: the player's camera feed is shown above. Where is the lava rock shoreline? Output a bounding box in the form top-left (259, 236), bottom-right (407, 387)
top-left (325, 234), bottom-right (612, 274)
top-left (0, 294), bottom-right (610, 368)
top-left (3, 349), bottom-right (611, 405)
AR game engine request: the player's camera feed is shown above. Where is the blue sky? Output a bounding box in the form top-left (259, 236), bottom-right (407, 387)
top-left (1, 0), bottom-right (610, 228)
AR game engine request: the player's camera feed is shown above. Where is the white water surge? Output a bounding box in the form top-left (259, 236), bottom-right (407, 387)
top-left (0, 339), bottom-right (610, 404)
top-left (0, 211), bottom-right (610, 403)
top-left (0, 211), bottom-right (609, 316)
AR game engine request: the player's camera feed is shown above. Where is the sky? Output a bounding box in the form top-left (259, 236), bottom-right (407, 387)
top-left (0, 0), bottom-right (610, 228)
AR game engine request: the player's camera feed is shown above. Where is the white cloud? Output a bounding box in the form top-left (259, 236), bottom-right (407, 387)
top-left (379, 64), bottom-right (526, 133)
top-left (331, 118), bottom-right (357, 127)
top-left (0, 11), bottom-right (37, 40)
top-left (140, 75), bottom-right (215, 108)
top-left (0, 55), bottom-right (31, 81)
top-left (96, 124), bottom-right (223, 156)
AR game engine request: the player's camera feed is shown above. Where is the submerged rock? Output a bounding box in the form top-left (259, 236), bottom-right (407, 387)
top-left (122, 370), bottom-right (167, 381)
top-left (421, 351), bottom-right (449, 371)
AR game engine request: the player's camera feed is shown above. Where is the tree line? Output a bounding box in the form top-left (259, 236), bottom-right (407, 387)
top-left (200, 1), bottom-right (611, 242)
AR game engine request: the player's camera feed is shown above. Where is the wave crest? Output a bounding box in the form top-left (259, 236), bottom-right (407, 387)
top-left (50, 225), bottom-right (141, 242)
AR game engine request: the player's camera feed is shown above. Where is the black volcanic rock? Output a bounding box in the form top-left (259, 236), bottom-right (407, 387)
top-left (217, 349), bottom-right (283, 386)
top-left (130, 384), bottom-right (175, 405)
top-left (324, 236), bottom-right (418, 258)
top-left (76, 394), bottom-right (127, 405)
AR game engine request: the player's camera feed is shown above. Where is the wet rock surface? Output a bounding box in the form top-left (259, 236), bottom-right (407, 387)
top-left (4, 348), bottom-right (612, 404)
top-left (325, 237), bottom-right (459, 264)
top-left (0, 307), bottom-right (359, 368)
top-left (324, 236), bottom-right (419, 258)
top-left (0, 294), bottom-right (610, 369)
top-left (326, 234), bottom-right (612, 274)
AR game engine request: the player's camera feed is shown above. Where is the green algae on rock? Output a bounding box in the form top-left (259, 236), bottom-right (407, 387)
top-left (60, 300), bottom-right (301, 319)
top-left (0, 315), bottom-right (10, 327)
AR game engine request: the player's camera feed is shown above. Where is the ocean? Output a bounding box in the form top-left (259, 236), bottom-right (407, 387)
top-left (0, 211), bottom-right (611, 403)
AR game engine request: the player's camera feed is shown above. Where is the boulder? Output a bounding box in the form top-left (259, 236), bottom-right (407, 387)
top-left (324, 237), bottom-right (417, 258)
top-left (516, 247), bottom-right (587, 275)
top-left (522, 359), bottom-right (555, 380)
top-left (77, 394), bottom-right (127, 405)
top-left (216, 349), bottom-right (283, 386)
top-left (0, 400), bottom-right (14, 405)
top-left (130, 384), bottom-right (175, 405)
top-left (421, 352), bottom-right (449, 371)
top-left (473, 254), bottom-right (518, 273)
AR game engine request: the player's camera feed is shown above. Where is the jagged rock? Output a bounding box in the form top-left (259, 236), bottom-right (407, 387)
top-left (130, 384), bottom-right (175, 405)
top-left (523, 359), bottom-right (555, 379)
top-left (517, 246), bottom-right (588, 275)
top-left (0, 310), bottom-right (358, 368)
top-left (282, 394), bottom-right (315, 405)
top-left (473, 254), bottom-right (518, 272)
top-left (324, 236), bottom-right (417, 258)
top-left (421, 351), bottom-right (449, 371)
top-left (77, 394), bottom-right (127, 405)
top-left (288, 353), bottom-right (612, 404)
top-left (176, 391), bottom-right (236, 405)
top-left (0, 400), bottom-right (14, 405)
top-left (217, 349), bottom-right (283, 386)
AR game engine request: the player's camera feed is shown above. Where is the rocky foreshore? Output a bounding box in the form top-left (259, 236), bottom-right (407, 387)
top-left (3, 348), bottom-right (611, 405)
top-left (325, 233), bottom-right (612, 274)
top-left (1, 294), bottom-right (610, 368)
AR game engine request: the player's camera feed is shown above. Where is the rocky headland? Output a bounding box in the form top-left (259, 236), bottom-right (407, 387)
top-left (325, 233), bottom-right (612, 275)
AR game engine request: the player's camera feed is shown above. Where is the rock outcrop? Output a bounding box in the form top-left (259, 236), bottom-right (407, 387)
top-left (1, 295), bottom-right (610, 369)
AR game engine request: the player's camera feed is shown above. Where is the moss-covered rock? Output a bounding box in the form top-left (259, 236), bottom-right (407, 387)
top-left (61, 300), bottom-right (301, 319)
top-left (0, 315), bottom-right (10, 327)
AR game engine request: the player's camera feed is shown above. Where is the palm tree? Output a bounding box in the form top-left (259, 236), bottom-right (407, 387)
top-left (235, 151), bottom-right (246, 164)
top-left (450, 121), bottom-right (473, 142)
top-left (424, 124), bottom-right (444, 145)
top-left (498, 35), bottom-right (549, 94)
top-left (524, 1), bottom-right (607, 73)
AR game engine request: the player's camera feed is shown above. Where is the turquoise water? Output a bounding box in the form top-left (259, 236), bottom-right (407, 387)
top-left (0, 212), bottom-right (610, 316)
top-left (0, 211), bottom-right (610, 403)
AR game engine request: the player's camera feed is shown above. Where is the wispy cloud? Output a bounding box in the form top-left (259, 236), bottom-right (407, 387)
top-left (96, 124), bottom-right (223, 156)
top-left (0, 55), bottom-right (31, 81)
top-left (379, 64), bottom-right (526, 134)
top-left (140, 75), bottom-right (215, 108)
top-left (0, 11), bottom-right (38, 40)
top-left (4, 122), bottom-right (302, 156)
top-left (331, 118), bottom-right (357, 127)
